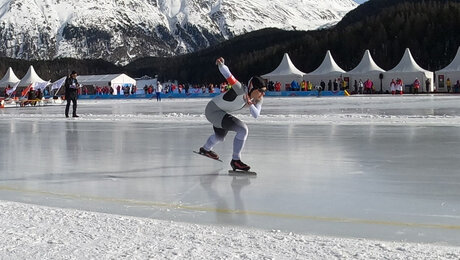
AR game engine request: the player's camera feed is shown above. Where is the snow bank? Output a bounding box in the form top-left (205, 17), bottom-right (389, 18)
top-left (1, 200), bottom-right (459, 259)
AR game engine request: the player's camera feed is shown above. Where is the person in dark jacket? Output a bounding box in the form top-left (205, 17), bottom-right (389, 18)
top-left (64, 71), bottom-right (80, 118)
top-left (27, 88), bottom-right (37, 106)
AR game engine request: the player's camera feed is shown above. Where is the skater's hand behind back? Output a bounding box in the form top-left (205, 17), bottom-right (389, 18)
top-left (216, 57), bottom-right (225, 66)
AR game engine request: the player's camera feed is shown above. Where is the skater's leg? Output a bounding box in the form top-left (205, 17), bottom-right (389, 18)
top-left (202, 101), bottom-right (227, 152)
top-left (199, 127), bottom-right (226, 159)
top-left (232, 138), bottom-right (246, 160)
top-left (203, 127), bottom-right (227, 151)
top-left (221, 114), bottom-right (248, 160)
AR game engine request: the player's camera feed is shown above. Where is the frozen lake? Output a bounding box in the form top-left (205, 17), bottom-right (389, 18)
top-left (1, 95), bottom-right (460, 245)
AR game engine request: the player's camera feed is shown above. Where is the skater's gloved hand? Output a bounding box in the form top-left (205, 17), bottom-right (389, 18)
top-left (216, 57), bottom-right (225, 66)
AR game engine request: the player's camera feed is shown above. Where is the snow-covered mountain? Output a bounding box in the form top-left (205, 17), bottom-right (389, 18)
top-left (0, 0), bottom-right (357, 64)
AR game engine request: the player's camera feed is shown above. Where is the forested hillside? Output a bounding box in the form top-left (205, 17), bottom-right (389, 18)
top-left (125, 0), bottom-right (460, 83)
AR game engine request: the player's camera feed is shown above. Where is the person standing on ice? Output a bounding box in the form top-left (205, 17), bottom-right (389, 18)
top-left (64, 71), bottom-right (79, 118)
top-left (155, 81), bottom-right (163, 101)
top-left (198, 57), bottom-right (266, 171)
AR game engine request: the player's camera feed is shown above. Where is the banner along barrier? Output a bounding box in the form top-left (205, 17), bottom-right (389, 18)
top-left (77, 90), bottom-right (345, 100)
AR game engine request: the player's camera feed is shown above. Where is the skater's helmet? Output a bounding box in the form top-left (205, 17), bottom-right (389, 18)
top-left (247, 76), bottom-right (267, 95)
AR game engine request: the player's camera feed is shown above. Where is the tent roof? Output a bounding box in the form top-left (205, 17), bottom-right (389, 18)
top-left (387, 48), bottom-right (431, 73)
top-left (0, 67), bottom-right (20, 86)
top-left (437, 46), bottom-right (460, 72)
top-left (262, 53), bottom-right (305, 77)
top-left (77, 74), bottom-right (136, 86)
top-left (307, 50), bottom-right (345, 75)
top-left (17, 65), bottom-right (46, 87)
top-left (347, 50), bottom-right (385, 75)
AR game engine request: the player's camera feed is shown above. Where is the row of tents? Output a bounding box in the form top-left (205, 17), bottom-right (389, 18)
top-left (0, 66), bottom-right (137, 97)
top-left (2, 47), bottom-right (460, 96)
top-left (262, 47), bottom-right (460, 93)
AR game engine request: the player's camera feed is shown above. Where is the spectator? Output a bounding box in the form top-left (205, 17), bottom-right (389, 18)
top-left (413, 78), bottom-right (420, 94)
top-left (315, 84), bottom-right (322, 97)
top-left (148, 85), bottom-right (153, 94)
top-left (328, 80), bottom-right (332, 91)
top-left (28, 88), bottom-right (36, 106)
top-left (4, 85), bottom-right (10, 97)
top-left (185, 84), bottom-right (190, 94)
top-left (291, 80), bottom-right (300, 91)
top-left (268, 81), bottom-right (274, 91)
top-left (155, 81), bottom-right (163, 101)
top-left (208, 83), bottom-right (214, 94)
top-left (396, 78), bottom-right (404, 95)
top-left (275, 81), bottom-right (281, 92)
top-left (390, 79), bottom-right (396, 95)
top-left (333, 79), bottom-right (338, 91)
top-left (425, 78), bottom-right (431, 93)
top-left (320, 80), bottom-right (325, 92)
top-left (36, 89), bottom-right (43, 100)
top-left (364, 79), bottom-right (373, 94)
top-left (341, 79), bottom-right (347, 90)
top-left (358, 79), bottom-right (364, 94)
top-left (447, 78), bottom-right (452, 93)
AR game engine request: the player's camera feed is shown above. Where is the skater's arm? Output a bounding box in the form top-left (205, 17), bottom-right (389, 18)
top-left (249, 100), bottom-right (262, 118)
top-left (218, 63), bottom-right (237, 86)
top-left (216, 57), bottom-right (247, 95)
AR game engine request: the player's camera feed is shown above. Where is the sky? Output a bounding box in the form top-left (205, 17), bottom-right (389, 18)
top-left (355, 0), bottom-right (368, 3)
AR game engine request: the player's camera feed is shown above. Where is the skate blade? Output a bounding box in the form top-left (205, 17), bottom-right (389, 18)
top-left (193, 151), bottom-right (222, 162)
top-left (228, 170), bottom-right (257, 175)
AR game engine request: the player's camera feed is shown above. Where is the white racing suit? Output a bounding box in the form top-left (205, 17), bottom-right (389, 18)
top-left (203, 64), bottom-right (262, 160)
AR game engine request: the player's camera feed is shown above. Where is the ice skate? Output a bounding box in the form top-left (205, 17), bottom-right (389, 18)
top-left (193, 147), bottom-right (222, 162)
top-left (229, 160), bottom-right (256, 175)
top-left (230, 159), bottom-right (250, 171)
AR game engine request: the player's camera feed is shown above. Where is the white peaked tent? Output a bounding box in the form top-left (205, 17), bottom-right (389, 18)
top-left (17, 65), bottom-right (47, 87)
top-left (0, 67), bottom-right (20, 88)
top-left (261, 53), bottom-right (306, 91)
top-left (345, 50), bottom-right (385, 92)
top-left (383, 48), bottom-right (434, 93)
top-left (13, 65), bottom-right (48, 96)
top-left (304, 50), bottom-right (346, 87)
top-left (435, 46), bottom-right (460, 92)
top-left (77, 73), bottom-right (136, 95)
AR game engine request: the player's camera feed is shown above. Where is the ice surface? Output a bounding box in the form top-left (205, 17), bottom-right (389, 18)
top-left (1, 95), bottom-right (460, 247)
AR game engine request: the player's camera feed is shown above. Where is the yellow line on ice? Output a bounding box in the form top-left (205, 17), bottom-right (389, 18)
top-left (1, 184), bottom-right (460, 231)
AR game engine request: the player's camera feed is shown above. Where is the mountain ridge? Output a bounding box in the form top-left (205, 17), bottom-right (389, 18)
top-left (0, 0), bottom-right (357, 65)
